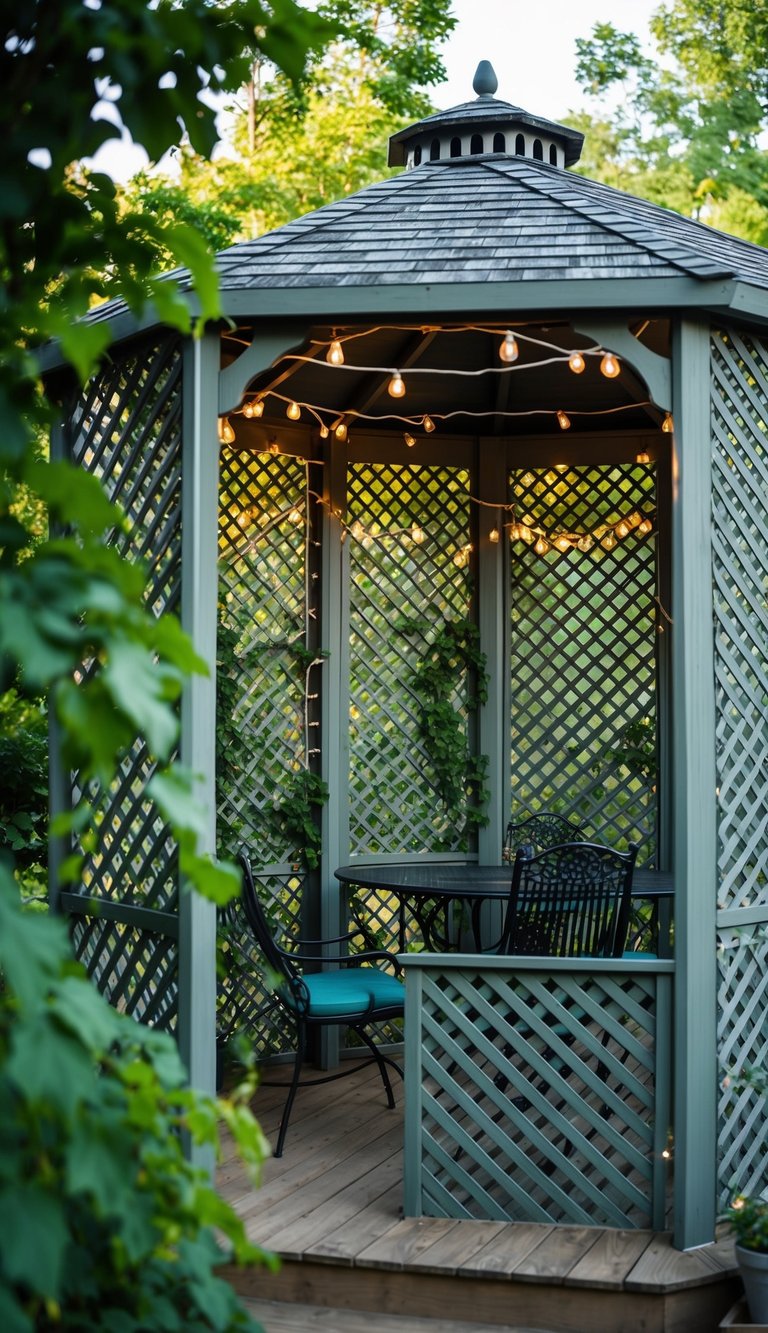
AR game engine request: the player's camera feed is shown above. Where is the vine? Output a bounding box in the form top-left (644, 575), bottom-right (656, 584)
top-left (397, 615), bottom-right (490, 845)
top-left (268, 767), bottom-right (329, 870)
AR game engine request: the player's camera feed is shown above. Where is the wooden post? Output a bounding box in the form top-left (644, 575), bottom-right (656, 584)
top-left (178, 332), bottom-right (220, 1165)
top-left (477, 440), bottom-right (507, 865)
top-left (670, 320), bottom-right (718, 1248)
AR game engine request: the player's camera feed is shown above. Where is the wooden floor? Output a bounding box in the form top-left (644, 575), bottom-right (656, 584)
top-left (218, 1063), bottom-right (741, 1333)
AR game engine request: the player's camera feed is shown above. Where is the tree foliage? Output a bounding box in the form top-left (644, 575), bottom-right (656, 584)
top-left (569, 4), bottom-right (768, 243)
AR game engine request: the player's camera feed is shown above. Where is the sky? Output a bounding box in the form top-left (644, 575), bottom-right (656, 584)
top-left (90, 0), bottom-right (661, 182)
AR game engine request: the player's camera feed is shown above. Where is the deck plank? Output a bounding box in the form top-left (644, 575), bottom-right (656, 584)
top-left (455, 1223), bottom-right (552, 1279)
top-left (305, 1183), bottom-right (405, 1266)
top-left (242, 1295), bottom-right (557, 1332)
top-left (565, 1228), bottom-right (654, 1288)
top-left (507, 1225), bottom-right (599, 1281)
top-left (355, 1217), bottom-right (463, 1270)
top-left (625, 1233), bottom-right (735, 1291)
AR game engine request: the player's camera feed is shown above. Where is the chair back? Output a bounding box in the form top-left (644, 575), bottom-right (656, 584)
top-left (500, 840), bottom-right (637, 959)
top-left (504, 813), bottom-right (584, 859)
top-left (238, 849), bottom-right (305, 999)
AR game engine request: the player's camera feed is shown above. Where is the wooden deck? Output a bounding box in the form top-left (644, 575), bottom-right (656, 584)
top-left (219, 1063), bottom-right (740, 1333)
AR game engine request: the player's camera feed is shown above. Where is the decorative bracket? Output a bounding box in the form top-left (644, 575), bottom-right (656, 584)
top-left (572, 319), bottom-right (671, 411)
top-left (218, 322), bottom-right (308, 415)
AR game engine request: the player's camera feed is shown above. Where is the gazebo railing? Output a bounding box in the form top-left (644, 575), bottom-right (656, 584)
top-left (402, 954), bottom-right (674, 1231)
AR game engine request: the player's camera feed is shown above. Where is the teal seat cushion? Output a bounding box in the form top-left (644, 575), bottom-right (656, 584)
top-left (622, 950), bottom-right (658, 959)
top-left (304, 967), bottom-right (404, 1018)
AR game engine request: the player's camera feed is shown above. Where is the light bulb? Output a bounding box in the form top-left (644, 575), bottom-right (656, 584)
top-left (388, 372), bottom-right (406, 398)
top-left (499, 330), bottom-right (519, 364)
top-left (350, 520), bottom-right (364, 541)
top-left (489, 527), bottom-right (500, 543)
top-left (509, 523), bottom-right (521, 542)
top-left (319, 423), bottom-right (329, 439)
top-left (326, 339), bottom-right (345, 366)
top-left (236, 509), bottom-right (251, 529)
top-left (411, 524), bottom-right (425, 544)
top-left (218, 416), bottom-right (235, 445)
top-left (519, 524), bottom-right (534, 544)
top-left (636, 450), bottom-right (651, 465)
top-left (286, 401), bottom-right (301, 420)
top-left (534, 536), bottom-right (550, 555)
top-left (422, 415), bottom-right (436, 433)
top-left (615, 520), bottom-right (630, 539)
top-left (453, 549), bottom-right (467, 568)
top-left (334, 419), bottom-right (348, 441)
top-left (289, 507), bottom-right (303, 524)
top-left (361, 534), bottom-right (373, 549)
top-left (568, 351), bottom-right (586, 374)
top-left (602, 531), bottom-right (617, 550)
top-left (555, 534), bottom-right (571, 553)
top-left (661, 412), bottom-right (674, 433)
top-left (556, 410), bottom-right (571, 431)
top-left (638, 518), bottom-right (653, 535)
top-left (577, 535), bottom-right (593, 553)
top-left (627, 512), bottom-right (642, 528)
top-left (268, 440), bottom-right (280, 456)
top-left (404, 432), bottom-right (416, 448)
top-left (600, 352), bottom-right (620, 379)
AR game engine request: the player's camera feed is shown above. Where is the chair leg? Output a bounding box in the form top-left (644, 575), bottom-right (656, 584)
top-left (354, 1026), bottom-right (398, 1109)
top-left (275, 1022), bottom-right (306, 1158)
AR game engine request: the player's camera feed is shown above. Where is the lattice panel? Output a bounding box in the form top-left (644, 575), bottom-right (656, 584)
top-left (61, 337), bottom-right (184, 1031)
top-left (509, 465), bottom-right (658, 862)
top-left (711, 329), bottom-right (768, 1204)
top-left (408, 962), bottom-right (671, 1229)
top-left (217, 448), bottom-right (310, 867)
top-left (217, 872), bottom-right (305, 1057)
top-left (70, 915), bottom-right (178, 1031)
top-left (347, 463), bottom-right (473, 855)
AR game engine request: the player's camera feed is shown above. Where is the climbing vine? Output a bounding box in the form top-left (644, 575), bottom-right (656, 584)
top-left (268, 767), bottom-right (329, 870)
top-left (397, 615), bottom-right (490, 846)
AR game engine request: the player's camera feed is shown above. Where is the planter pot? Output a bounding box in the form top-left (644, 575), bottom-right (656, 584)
top-left (736, 1245), bottom-right (768, 1325)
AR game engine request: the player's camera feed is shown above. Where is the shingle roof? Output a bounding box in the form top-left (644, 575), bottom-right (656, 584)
top-left (387, 96), bottom-right (585, 166)
top-left (211, 153), bottom-right (768, 292)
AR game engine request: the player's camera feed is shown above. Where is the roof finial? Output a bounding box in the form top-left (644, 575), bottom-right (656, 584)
top-left (473, 60), bottom-right (498, 98)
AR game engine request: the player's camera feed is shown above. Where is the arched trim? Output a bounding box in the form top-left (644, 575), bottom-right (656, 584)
top-left (533, 139), bottom-right (543, 161)
top-left (493, 132), bottom-right (506, 153)
top-left (549, 144), bottom-right (558, 166)
top-left (450, 137), bottom-right (461, 158)
top-left (515, 133), bottom-right (525, 156)
top-left (470, 133), bottom-right (484, 155)
top-left (413, 144), bottom-right (422, 166)
top-left (429, 138), bottom-right (440, 161)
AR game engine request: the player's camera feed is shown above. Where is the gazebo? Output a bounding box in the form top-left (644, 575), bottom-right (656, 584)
top-left (46, 61), bottom-right (768, 1252)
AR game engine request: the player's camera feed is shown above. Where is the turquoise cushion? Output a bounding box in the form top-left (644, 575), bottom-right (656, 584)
top-left (304, 967), bottom-right (404, 1018)
top-left (622, 950), bottom-right (658, 959)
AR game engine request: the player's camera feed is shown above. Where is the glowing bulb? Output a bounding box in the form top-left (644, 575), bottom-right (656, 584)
top-left (636, 450), bottom-right (651, 464)
top-left (615, 520), bottom-right (630, 539)
top-left (534, 536), bottom-right (550, 555)
top-left (236, 509), bottom-right (251, 529)
top-left (600, 352), bottom-right (620, 379)
top-left (218, 416), bottom-right (235, 445)
top-left (577, 535), bottom-right (593, 553)
top-left (499, 330), bottom-right (519, 364)
top-left (519, 524), bottom-right (534, 544)
top-left (286, 401), bottom-right (301, 421)
top-left (661, 412), bottom-right (674, 433)
top-left (268, 440), bottom-right (280, 456)
top-left (411, 524), bottom-right (425, 544)
top-left (422, 415), bottom-right (436, 433)
top-left (242, 398), bottom-right (263, 419)
top-left (509, 523), bottom-right (521, 542)
top-left (556, 410), bottom-right (571, 431)
top-left (350, 520), bottom-right (364, 541)
top-left (361, 534), bottom-right (373, 549)
top-left (554, 534), bottom-right (571, 553)
top-left (568, 351), bottom-right (586, 374)
top-left (404, 432), bottom-right (416, 448)
top-left (388, 372), bottom-right (406, 398)
top-left (289, 507), bottom-right (303, 524)
top-left (602, 531), bottom-right (617, 550)
top-left (319, 423), bottom-right (329, 439)
top-left (489, 527), bottom-right (500, 543)
top-left (638, 518), bottom-right (653, 535)
top-left (326, 339), bottom-right (345, 366)
top-left (627, 512), bottom-right (642, 528)
top-left (334, 419), bottom-right (348, 441)
top-left (453, 550), bottom-right (467, 568)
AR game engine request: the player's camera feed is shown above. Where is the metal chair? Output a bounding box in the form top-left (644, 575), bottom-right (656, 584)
top-left (503, 812), bottom-right (585, 862)
top-left (238, 850), bottom-right (404, 1157)
top-left (499, 840), bottom-right (637, 958)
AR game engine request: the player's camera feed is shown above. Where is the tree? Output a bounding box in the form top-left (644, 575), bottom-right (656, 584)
top-left (0, 1), bottom-right (338, 1327)
top-left (569, 6), bottom-right (768, 243)
top-left (121, 0), bottom-right (457, 261)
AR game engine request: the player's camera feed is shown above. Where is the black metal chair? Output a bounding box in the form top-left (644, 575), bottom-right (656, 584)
top-left (238, 850), bottom-right (404, 1157)
top-left (500, 840), bottom-right (637, 958)
top-left (503, 812), bottom-right (585, 862)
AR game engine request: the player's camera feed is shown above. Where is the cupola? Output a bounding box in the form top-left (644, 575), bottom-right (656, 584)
top-left (388, 60), bottom-right (584, 170)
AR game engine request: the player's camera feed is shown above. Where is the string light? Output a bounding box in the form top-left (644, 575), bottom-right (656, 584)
top-left (422, 415), bottom-right (436, 433)
top-left (534, 536), bottom-right (550, 555)
top-left (499, 330), bottom-right (519, 364)
top-left (636, 449), bottom-right (651, 464)
top-left (268, 438), bottom-right (280, 456)
top-left (489, 527), bottom-right (500, 543)
top-left (411, 524), bottom-right (425, 544)
top-left (326, 337), bottom-right (345, 366)
top-left (289, 507), bottom-right (303, 524)
top-left (319, 423), bottom-right (329, 439)
top-left (661, 412), bottom-right (674, 433)
top-left (388, 371), bottom-right (406, 398)
top-left (286, 401), bottom-right (301, 421)
top-left (218, 416), bottom-right (236, 445)
top-left (333, 418), bottom-right (348, 441)
top-left (350, 519), bottom-right (364, 541)
top-left (242, 397), bottom-right (264, 419)
top-left (556, 410), bottom-right (571, 431)
top-left (453, 543), bottom-right (473, 568)
top-left (568, 351), bottom-right (586, 374)
top-left (404, 432), bottom-right (416, 448)
top-left (508, 507), bottom-right (655, 556)
top-left (600, 352), bottom-right (621, 379)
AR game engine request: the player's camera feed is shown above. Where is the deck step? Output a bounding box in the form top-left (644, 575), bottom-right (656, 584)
top-left (243, 1296), bottom-right (557, 1332)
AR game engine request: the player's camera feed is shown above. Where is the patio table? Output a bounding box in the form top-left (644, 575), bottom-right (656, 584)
top-left (335, 861), bottom-right (674, 953)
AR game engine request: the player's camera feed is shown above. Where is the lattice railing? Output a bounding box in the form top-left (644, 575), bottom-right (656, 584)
top-left (62, 335), bottom-right (184, 1029)
top-left (508, 464), bottom-right (658, 863)
top-left (711, 329), bottom-right (768, 1202)
top-left (404, 955), bottom-right (673, 1230)
top-left (347, 462), bottom-right (474, 856)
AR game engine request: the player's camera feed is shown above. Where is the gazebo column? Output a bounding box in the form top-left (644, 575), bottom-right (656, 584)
top-left (670, 319), bottom-right (718, 1248)
top-left (477, 439), bottom-right (507, 864)
top-left (178, 331), bottom-right (220, 1160)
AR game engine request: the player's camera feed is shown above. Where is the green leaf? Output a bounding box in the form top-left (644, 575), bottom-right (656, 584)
top-left (7, 1014), bottom-right (96, 1120)
top-left (25, 460), bottom-right (124, 537)
top-left (164, 225), bottom-right (221, 328)
top-left (102, 637), bottom-right (181, 761)
top-left (53, 318), bottom-right (113, 384)
top-left (0, 1287), bottom-right (33, 1333)
top-left (0, 1184), bottom-right (70, 1298)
